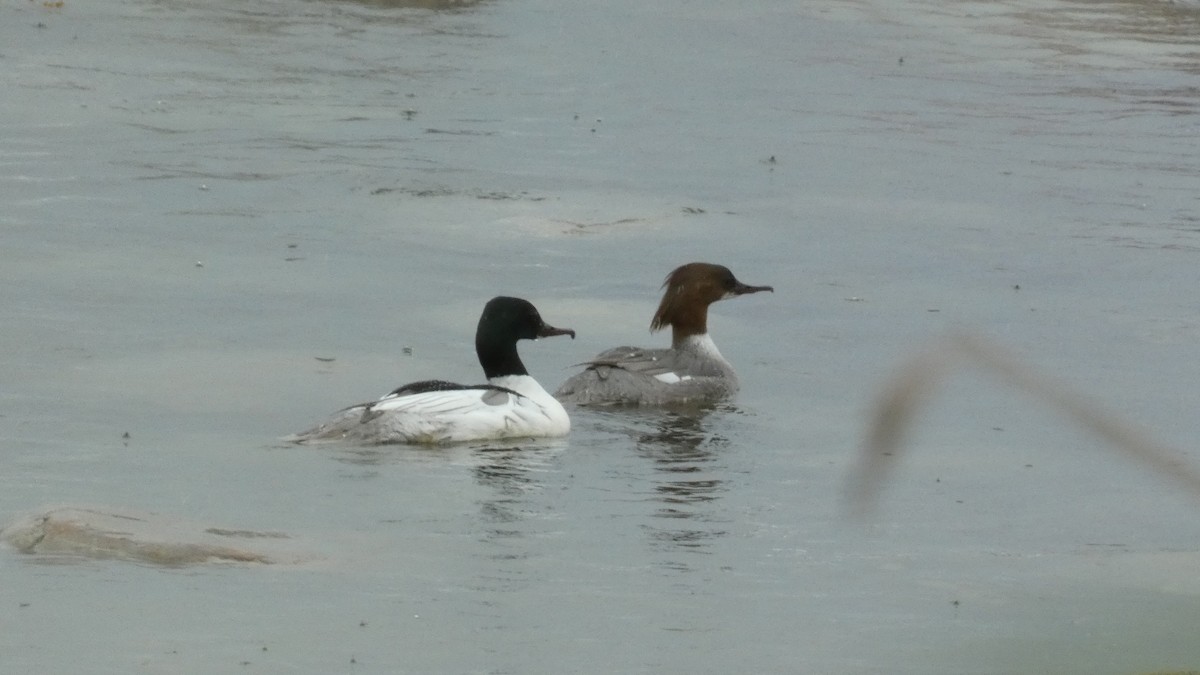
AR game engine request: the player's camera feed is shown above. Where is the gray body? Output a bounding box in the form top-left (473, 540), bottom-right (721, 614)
top-left (554, 334), bottom-right (739, 406)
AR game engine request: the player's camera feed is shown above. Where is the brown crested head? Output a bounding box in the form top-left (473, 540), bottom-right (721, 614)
top-left (649, 263), bottom-right (773, 345)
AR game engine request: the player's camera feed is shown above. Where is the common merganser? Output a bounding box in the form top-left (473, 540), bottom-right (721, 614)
top-left (287, 296), bottom-right (575, 445)
top-left (554, 262), bottom-right (772, 406)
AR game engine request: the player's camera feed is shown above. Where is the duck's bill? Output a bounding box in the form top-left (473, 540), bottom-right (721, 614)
top-left (539, 324), bottom-right (576, 339)
top-left (733, 282), bottom-right (774, 295)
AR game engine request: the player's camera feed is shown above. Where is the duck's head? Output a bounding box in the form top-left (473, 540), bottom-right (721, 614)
top-left (650, 263), bottom-right (773, 339)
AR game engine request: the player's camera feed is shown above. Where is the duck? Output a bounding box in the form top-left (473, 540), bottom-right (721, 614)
top-left (554, 262), bottom-right (772, 406)
top-left (287, 296), bottom-right (575, 444)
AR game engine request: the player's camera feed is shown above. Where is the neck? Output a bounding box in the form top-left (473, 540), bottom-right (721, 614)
top-left (476, 341), bottom-right (528, 380)
top-left (676, 332), bottom-right (723, 356)
top-left (653, 296), bottom-right (710, 349)
top-left (671, 323), bottom-right (708, 349)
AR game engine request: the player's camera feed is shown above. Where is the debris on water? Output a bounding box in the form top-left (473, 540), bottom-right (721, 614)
top-left (314, 356), bottom-right (336, 363)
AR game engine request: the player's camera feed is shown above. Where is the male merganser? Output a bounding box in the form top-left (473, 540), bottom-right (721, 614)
top-left (287, 296), bottom-right (575, 445)
top-left (554, 262), bottom-right (772, 406)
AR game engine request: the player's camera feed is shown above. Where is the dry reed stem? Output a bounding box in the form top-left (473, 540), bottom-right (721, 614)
top-left (848, 333), bottom-right (1200, 517)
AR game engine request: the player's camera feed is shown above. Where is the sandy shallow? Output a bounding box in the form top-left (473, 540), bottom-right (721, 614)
top-left (2, 504), bottom-right (314, 565)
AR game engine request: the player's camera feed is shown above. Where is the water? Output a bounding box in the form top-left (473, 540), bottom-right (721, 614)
top-left (2, 0), bottom-right (1200, 672)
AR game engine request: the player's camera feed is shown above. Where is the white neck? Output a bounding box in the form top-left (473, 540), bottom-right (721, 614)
top-left (679, 333), bottom-right (725, 360)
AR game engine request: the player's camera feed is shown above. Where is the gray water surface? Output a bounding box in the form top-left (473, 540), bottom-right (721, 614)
top-left (3, 0), bottom-right (1200, 672)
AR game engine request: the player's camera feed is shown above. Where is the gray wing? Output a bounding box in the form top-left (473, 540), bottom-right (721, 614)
top-left (576, 346), bottom-right (677, 378)
top-left (555, 346), bottom-right (684, 404)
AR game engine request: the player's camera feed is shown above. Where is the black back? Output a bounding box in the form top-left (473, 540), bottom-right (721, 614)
top-left (385, 379), bottom-right (520, 398)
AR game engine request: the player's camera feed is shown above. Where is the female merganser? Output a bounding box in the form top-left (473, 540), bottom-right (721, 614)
top-left (287, 296), bottom-right (575, 445)
top-left (554, 262), bottom-right (772, 406)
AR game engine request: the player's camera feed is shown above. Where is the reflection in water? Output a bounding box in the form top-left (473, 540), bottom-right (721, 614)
top-left (327, 444), bottom-right (450, 467)
top-left (629, 406), bottom-right (735, 561)
top-left (321, 407), bottom-right (740, 575)
top-left (472, 445), bottom-right (544, 529)
top-left (327, 441), bottom-right (559, 605)
top-left (467, 445), bottom-right (561, 604)
top-left (328, 442), bottom-right (554, 537)
top-left (326, 441), bottom-right (555, 551)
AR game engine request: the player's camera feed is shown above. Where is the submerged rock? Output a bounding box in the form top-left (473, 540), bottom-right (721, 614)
top-left (1, 505), bottom-right (308, 566)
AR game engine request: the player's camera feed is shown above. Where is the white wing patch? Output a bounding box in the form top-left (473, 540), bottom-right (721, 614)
top-left (653, 372), bottom-right (693, 384)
